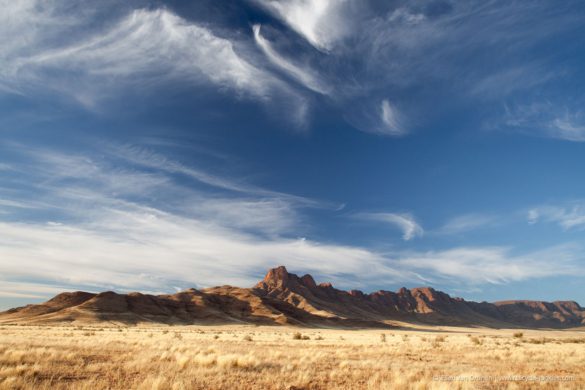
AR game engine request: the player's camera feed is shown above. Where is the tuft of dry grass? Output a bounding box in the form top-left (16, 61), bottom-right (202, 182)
top-left (292, 332), bottom-right (309, 340)
top-left (0, 325), bottom-right (583, 389)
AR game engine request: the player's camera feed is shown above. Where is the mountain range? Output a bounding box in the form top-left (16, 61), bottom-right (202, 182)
top-left (2, 266), bottom-right (584, 328)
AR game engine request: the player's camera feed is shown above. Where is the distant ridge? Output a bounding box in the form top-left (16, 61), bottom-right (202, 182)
top-left (1, 266), bottom-right (584, 328)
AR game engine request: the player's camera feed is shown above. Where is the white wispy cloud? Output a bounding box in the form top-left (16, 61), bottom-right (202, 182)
top-left (470, 64), bottom-right (556, 99)
top-left (0, 143), bottom-right (405, 295)
top-left (0, 199), bottom-right (39, 210)
top-left (102, 143), bottom-right (334, 208)
top-left (550, 113), bottom-right (585, 142)
top-left (528, 203), bottom-right (585, 230)
top-left (344, 98), bottom-right (408, 137)
top-left (4, 1), bottom-right (579, 139)
top-left (437, 214), bottom-right (498, 235)
top-left (0, 2), bottom-right (310, 121)
top-left (357, 212), bottom-right (423, 241)
top-left (387, 7), bottom-right (426, 25)
top-left (0, 214), bottom-right (404, 293)
top-left (194, 198), bottom-right (299, 236)
top-left (337, 2), bottom-right (582, 137)
top-left (253, 24), bottom-right (329, 94)
top-left (0, 281), bottom-right (73, 299)
top-left (252, 0), bottom-right (355, 51)
top-left (396, 244), bottom-right (583, 285)
top-left (502, 103), bottom-right (585, 142)
top-left (379, 99), bottom-right (406, 136)
top-left (527, 209), bottom-right (540, 225)
top-left (5, 144), bottom-right (326, 236)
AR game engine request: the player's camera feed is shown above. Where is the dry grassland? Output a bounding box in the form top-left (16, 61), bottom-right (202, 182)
top-left (0, 324), bottom-right (584, 389)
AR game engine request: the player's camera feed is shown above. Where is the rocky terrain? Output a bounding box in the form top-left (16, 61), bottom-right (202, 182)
top-left (1, 266), bottom-right (584, 328)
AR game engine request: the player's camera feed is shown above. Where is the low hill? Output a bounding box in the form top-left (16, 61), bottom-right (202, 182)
top-left (2, 266), bottom-right (583, 328)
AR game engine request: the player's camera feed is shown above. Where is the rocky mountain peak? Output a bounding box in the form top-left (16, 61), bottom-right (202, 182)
top-left (260, 265), bottom-right (290, 287)
top-left (4, 266), bottom-right (583, 329)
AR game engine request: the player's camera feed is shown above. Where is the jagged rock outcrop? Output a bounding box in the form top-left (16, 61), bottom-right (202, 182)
top-left (1, 266), bottom-right (583, 328)
top-left (253, 266), bottom-right (585, 327)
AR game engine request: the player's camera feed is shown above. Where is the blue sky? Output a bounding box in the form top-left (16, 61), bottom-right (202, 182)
top-left (1, 0), bottom-right (585, 310)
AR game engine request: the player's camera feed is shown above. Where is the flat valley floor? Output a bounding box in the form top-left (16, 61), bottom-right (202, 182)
top-left (0, 324), bottom-right (584, 389)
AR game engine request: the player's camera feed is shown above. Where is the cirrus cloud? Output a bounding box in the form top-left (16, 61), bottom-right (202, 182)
top-left (356, 212), bottom-right (423, 241)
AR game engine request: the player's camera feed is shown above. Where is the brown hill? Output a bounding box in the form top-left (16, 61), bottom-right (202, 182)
top-left (254, 266), bottom-right (585, 328)
top-left (1, 266), bottom-right (584, 328)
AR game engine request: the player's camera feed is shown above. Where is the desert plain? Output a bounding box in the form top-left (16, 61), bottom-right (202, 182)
top-left (0, 323), bottom-right (583, 390)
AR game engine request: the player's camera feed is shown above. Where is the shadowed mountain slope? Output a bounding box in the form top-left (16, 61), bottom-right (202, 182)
top-left (2, 266), bottom-right (584, 328)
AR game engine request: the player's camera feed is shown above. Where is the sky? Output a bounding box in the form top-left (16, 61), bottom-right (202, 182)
top-left (1, 0), bottom-right (585, 310)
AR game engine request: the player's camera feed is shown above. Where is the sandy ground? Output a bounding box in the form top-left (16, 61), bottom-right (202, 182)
top-left (0, 323), bottom-right (584, 389)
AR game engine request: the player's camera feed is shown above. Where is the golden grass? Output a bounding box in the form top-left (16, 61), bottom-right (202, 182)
top-left (0, 324), bottom-right (583, 389)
